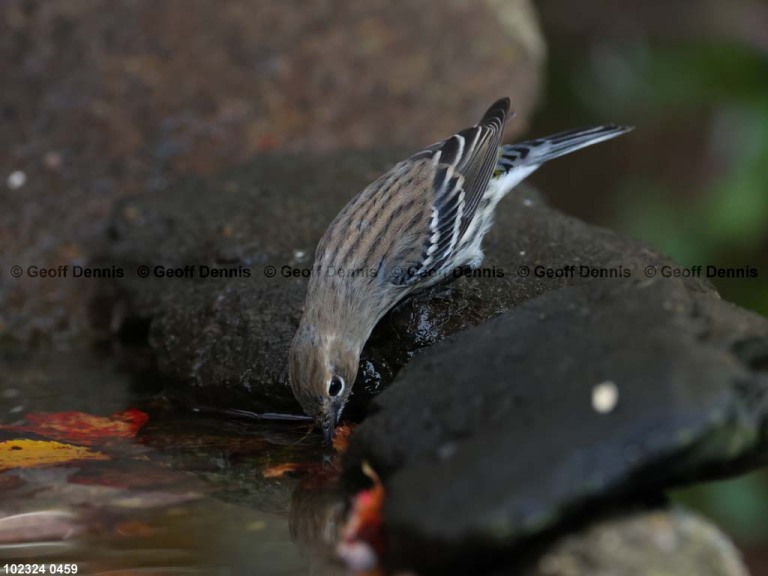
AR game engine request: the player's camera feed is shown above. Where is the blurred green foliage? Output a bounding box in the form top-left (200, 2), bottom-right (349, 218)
top-left (542, 33), bottom-right (768, 545)
top-left (598, 42), bottom-right (768, 316)
top-left (671, 471), bottom-right (768, 546)
top-left (543, 39), bottom-right (768, 315)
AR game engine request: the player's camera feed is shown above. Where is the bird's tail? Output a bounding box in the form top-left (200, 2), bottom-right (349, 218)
top-left (496, 125), bottom-right (633, 173)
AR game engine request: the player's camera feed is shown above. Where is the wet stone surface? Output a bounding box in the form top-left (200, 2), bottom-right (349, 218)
top-left (343, 277), bottom-right (768, 573)
top-left (95, 151), bottom-right (709, 415)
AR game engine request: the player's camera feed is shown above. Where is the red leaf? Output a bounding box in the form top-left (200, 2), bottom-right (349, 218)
top-left (337, 462), bottom-right (385, 572)
top-left (332, 423), bottom-right (354, 453)
top-left (0, 410), bottom-right (149, 446)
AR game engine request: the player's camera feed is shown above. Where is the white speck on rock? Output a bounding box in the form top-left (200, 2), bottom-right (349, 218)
top-left (7, 171), bottom-right (27, 189)
top-left (519, 250), bottom-right (526, 256)
top-left (522, 198), bottom-right (533, 207)
top-left (592, 381), bottom-right (619, 414)
top-left (293, 250), bottom-right (307, 263)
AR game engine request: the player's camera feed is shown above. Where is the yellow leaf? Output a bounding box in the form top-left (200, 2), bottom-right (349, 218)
top-left (0, 439), bottom-right (109, 471)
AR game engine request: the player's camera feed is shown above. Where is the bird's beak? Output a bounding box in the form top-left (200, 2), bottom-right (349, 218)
top-left (322, 411), bottom-right (337, 447)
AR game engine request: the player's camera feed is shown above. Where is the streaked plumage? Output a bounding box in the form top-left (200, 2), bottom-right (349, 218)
top-left (288, 98), bottom-right (632, 444)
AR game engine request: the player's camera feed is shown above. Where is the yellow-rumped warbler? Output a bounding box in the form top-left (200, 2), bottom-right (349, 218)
top-left (289, 98), bottom-right (632, 444)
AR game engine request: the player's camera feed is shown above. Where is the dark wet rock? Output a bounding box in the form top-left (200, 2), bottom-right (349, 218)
top-left (343, 277), bottom-right (768, 573)
top-left (95, 152), bottom-right (402, 413)
top-left (95, 148), bottom-right (693, 413)
top-left (519, 508), bottom-right (749, 576)
top-left (0, 0), bottom-right (544, 346)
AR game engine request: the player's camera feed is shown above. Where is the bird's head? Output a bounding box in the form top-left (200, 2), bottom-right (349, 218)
top-left (288, 324), bottom-right (359, 445)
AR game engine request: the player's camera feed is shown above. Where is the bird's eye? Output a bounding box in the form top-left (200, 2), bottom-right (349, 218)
top-left (328, 375), bottom-right (344, 397)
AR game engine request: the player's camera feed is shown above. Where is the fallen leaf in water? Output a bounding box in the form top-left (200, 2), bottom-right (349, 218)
top-left (114, 520), bottom-right (158, 537)
top-left (262, 462), bottom-right (317, 478)
top-left (337, 461), bottom-right (385, 572)
top-left (332, 423), bottom-right (355, 453)
top-left (245, 520), bottom-right (266, 532)
top-left (68, 460), bottom-right (199, 491)
top-left (0, 410), bottom-right (149, 446)
top-left (0, 439), bottom-right (109, 471)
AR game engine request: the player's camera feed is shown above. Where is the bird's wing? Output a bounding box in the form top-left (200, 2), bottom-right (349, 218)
top-left (393, 98), bottom-right (511, 284)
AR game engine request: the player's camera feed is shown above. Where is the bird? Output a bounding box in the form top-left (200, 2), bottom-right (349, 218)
top-left (288, 97), bottom-right (632, 445)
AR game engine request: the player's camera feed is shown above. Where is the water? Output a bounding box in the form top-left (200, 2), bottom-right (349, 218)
top-left (0, 348), bottom-right (348, 576)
